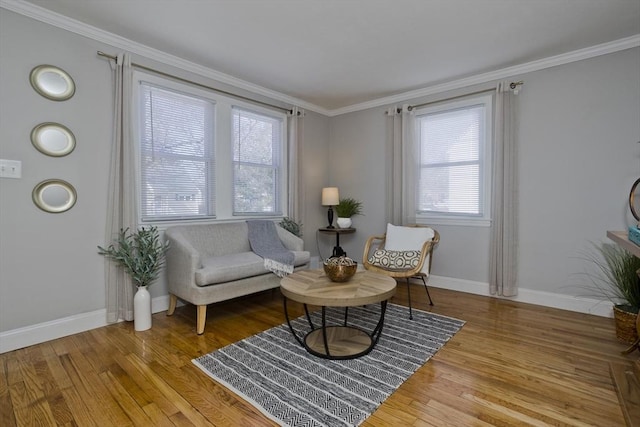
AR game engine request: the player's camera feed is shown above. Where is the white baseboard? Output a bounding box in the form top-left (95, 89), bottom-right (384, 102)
top-left (0, 277), bottom-right (614, 354)
top-left (427, 275), bottom-right (614, 318)
top-left (0, 295), bottom-right (171, 354)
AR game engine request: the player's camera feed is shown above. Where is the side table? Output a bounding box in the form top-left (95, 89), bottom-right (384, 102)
top-left (319, 227), bottom-right (355, 257)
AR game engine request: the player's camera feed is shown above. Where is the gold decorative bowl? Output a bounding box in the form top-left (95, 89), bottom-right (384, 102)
top-left (323, 262), bottom-right (357, 282)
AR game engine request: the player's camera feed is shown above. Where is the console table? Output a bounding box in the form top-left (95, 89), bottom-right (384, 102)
top-left (319, 227), bottom-right (355, 258)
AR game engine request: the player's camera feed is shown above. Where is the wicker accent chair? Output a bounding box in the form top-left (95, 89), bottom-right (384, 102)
top-left (362, 224), bottom-right (439, 319)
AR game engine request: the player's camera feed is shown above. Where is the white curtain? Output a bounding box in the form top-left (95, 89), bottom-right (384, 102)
top-left (105, 53), bottom-right (137, 323)
top-left (387, 105), bottom-right (416, 225)
top-left (489, 82), bottom-right (519, 296)
top-left (287, 107), bottom-right (303, 223)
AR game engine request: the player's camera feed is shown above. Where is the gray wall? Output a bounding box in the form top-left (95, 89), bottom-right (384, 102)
top-left (0, 10), bottom-right (330, 333)
top-left (1, 8), bottom-right (639, 340)
top-left (329, 47), bottom-right (640, 296)
top-left (0, 11), bottom-right (113, 332)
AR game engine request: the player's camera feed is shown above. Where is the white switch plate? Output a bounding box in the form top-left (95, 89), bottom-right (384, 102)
top-left (0, 159), bottom-right (22, 179)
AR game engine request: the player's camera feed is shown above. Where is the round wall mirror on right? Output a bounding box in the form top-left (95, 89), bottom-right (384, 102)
top-left (31, 122), bottom-right (76, 157)
top-left (29, 65), bottom-right (75, 101)
top-left (630, 177), bottom-right (640, 221)
top-left (32, 179), bottom-right (77, 213)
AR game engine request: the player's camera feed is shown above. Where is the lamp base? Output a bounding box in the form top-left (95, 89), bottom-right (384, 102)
top-left (326, 206), bottom-right (335, 229)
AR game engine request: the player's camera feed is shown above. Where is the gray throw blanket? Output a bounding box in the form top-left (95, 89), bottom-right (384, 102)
top-left (247, 220), bottom-right (295, 277)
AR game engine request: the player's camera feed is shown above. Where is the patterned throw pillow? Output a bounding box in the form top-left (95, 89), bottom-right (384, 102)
top-left (368, 249), bottom-right (421, 270)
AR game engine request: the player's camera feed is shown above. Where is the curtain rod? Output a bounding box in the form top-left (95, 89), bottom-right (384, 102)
top-left (402, 81), bottom-right (524, 113)
top-left (97, 51), bottom-right (294, 114)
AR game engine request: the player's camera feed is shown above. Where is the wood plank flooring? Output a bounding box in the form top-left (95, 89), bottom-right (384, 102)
top-left (1, 285), bottom-right (637, 426)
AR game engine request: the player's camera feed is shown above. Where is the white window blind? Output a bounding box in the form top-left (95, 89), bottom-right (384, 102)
top-left (232, 108), bottom-right (283, 215)
top-left (415, 96), bottom-right (491, 222)
top-left (139, 83), bottom-right (215, 221)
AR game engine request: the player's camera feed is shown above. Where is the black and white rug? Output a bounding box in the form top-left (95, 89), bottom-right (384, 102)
top-left (193, 304), bottom-right (464, 426)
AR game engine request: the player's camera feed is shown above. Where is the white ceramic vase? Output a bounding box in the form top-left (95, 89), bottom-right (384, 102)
top-left (336, 217), bottom-right (352, 228)
top-left (133, 285), bottom-right (152, 331)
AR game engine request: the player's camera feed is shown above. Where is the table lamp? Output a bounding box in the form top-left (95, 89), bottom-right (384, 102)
top-left (322, 187), bottom-right (339, 229)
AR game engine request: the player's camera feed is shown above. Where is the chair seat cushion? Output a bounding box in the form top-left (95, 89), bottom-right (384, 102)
top-left (368, 249), bottom-right (421, 271)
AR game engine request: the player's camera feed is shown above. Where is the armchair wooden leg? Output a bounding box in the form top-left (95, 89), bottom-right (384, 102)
top-left (196, 305), bottom-right (207, 335)
top-left (167, 294), bottom-right (177, 316)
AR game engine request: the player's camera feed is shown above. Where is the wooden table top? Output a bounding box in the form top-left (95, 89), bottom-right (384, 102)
top-left (280, 269), bottom-right (397, 307)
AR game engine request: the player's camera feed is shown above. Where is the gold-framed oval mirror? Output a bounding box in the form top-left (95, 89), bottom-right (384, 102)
top-left (629, 178), bottom-right (640, 221)
top-left (30, 122), bottom-right (76, 157)
top-left (29, 65), bottom-right (75, 101)
top-left (32, 179), bottom-right (77, 213)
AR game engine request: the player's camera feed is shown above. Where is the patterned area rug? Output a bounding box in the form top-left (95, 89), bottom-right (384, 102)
top-left (193, 304), bottom-right (464, 426)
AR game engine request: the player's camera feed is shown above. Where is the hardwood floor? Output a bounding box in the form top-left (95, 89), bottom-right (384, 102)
top-left (1, 285), bottom-right (637, 426)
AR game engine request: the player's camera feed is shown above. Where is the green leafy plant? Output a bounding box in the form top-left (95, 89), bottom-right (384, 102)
top-left (98, 226), bottom-right (170, 288)
top-left (279, 217), bottom-right (303, 237)
top-left (335, 197), bottom-right (363, 218)
top-left (581, 243), bottom-right (640, 313)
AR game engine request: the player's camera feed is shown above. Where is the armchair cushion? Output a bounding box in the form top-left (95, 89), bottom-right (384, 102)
top-left (368, 249), bottom-right (421, 271)
top-left (385, 223), bottom-right (435, 251)
top-left (384, 223), bottom-right (435, 274)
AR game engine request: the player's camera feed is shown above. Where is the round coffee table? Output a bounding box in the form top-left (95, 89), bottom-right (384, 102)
top-left (280, 269), bottom-right (397, 359)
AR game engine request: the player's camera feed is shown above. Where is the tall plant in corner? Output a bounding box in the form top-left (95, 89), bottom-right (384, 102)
top-left (98, 226), bottom-right (170, 331)
top-left (581, 242), bottom-right (640, 343)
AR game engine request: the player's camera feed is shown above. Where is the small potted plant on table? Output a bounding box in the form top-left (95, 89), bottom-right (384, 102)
top-left (335, 197), bottom-right (363, 229)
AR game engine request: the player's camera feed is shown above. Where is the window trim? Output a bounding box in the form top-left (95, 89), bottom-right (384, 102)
top-left (132, 71), bottom-right (288, 225)
top-left (413, 93), bottom-right (493, 227)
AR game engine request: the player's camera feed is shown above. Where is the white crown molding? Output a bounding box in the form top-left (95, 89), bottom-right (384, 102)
top-left (328, 34), bottom-right (640, 116)
top-left (2, 0), bottom-right (638, 117)
top-left (0, 0), bottom-right (331, 116)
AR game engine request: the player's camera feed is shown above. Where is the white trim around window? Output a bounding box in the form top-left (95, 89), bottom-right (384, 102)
top-left (413, 93), bottom-right (493, 227)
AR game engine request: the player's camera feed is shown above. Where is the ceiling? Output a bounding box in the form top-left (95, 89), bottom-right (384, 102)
top-left (15, 0), bottom-right (640, 111)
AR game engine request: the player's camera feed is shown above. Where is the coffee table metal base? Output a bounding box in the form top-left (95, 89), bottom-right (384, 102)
top-left (283, 299), bottom-right (388, 360)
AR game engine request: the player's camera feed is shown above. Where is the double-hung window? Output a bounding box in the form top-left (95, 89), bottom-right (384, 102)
top-left (139, 82), bottom-right (216, 222)
top-left (232, 108), bottom-right (283, 215)
top-left (414, 93), bottom-right (492, 226)
top-left (134, 72), bottom-right (287, 223)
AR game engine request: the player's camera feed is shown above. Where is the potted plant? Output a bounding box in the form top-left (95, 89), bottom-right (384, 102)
top-left (98, 226), bottom-right (170, 331)
top-left (279, 217), bottom-right (303, 237)
top-left (582, 243), bottom-right (640, 343)
top-left (335, 197), bottom-right (363, 228)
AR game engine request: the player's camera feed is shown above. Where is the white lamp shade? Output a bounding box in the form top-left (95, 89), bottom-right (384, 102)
top-left (322, 187), bottom-right (339, 206)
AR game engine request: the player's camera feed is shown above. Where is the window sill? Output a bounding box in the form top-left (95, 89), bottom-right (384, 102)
top-left (416, 217), bottom-right (491, 227)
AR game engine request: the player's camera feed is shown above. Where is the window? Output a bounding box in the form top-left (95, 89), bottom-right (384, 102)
top-left (232, 108), bottom-right (283, 215)
top-left (414, 94), bottom-right (492, 225)
top-left (139, 83), bottom-right (215, 221)
top-left (134, 73), bottom-right (287, 223)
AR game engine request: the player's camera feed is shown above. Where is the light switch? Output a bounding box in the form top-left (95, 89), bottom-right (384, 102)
top-left (0, 159), bottom-right (22, 179)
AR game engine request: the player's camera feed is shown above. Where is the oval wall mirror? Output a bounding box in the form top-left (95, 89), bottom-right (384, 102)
top-left (32, 179), bottom-right (77, 213)
top-left (31, 123), bottom-right (76, 157)
top-left (29, 65), bottom-right (75, 101)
